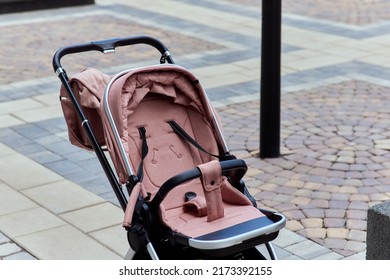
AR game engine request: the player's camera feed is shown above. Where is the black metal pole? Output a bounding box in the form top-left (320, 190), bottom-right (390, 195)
top-left (260, 0), bottom-right (281, 158)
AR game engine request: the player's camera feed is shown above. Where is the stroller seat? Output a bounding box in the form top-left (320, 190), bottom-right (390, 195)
top-left (122, 98), bottom-right (269, 243)
top-left (54, 36), bottom-right (285, 260)
top-left (100, 64), bottom-right (285, 258)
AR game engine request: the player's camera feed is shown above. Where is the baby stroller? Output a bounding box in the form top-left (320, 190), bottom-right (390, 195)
top-left (53, 35), bottom-right (285, 260)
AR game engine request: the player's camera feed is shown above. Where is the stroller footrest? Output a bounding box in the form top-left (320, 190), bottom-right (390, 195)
top-left (188, 213), bottom-right (285, 250)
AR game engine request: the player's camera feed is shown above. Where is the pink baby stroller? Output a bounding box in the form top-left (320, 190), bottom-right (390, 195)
top-left (53, 36), bottom-right (285, 260)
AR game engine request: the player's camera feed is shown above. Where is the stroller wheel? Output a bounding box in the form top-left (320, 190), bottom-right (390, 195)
top-left (235, 247), bottom-right (267, 260)
top-left (132, 249), bottom-right (152, 260)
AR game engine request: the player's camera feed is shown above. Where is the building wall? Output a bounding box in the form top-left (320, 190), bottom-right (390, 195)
top-left (0, 0), bottom-right (95, 14)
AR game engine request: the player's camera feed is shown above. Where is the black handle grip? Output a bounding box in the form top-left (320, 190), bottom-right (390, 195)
top-left (53, 35), bottom-right (173, 73)
top-left (149, 159), bottom-right (248, 211)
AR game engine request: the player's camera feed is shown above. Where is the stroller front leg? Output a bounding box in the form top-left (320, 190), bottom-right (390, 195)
top-left (146, 236), bottom-right (159, 260)
top-left (124, 234), bottom-right (159, 260)
top-left (265, 242), bottom-right (278, 260)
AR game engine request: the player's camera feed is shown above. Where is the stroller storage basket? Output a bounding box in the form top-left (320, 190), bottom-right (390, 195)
top-left (53, 35), bottom-right (285, 260)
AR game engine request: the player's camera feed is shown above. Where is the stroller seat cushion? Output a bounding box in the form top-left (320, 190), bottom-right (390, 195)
top-left (126, 97), bottom-right (211, 195)
top-left (183, 195), bottom-right (207, 217)
top-left (159, 176), bottom-right (263, 238)
top-left (163, 202), bottom-right (265, 238)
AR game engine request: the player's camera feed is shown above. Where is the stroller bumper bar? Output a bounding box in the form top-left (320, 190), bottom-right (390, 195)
top-left (150, 159), bottom-right (248, 211)
top-left (188, 213), bottom-right (286, 250)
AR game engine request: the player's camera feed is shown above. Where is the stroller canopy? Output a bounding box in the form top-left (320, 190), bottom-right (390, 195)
top-left (101, 64), bottom-right (226, 184)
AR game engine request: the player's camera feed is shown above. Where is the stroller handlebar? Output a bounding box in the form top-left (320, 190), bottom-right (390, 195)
top-left (52, 35), bottom-right (174, 74)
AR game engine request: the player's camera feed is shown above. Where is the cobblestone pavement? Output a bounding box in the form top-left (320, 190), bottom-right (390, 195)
top-left (283, 0), bottom-right (390, 25)
top-left (1, 0), bottom-right (390, 260)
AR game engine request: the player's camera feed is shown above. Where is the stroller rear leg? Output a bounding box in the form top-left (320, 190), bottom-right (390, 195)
top-left (124, 248), bottom-right (134, 260)
top-left (146, 238), bottom-right (159, 260)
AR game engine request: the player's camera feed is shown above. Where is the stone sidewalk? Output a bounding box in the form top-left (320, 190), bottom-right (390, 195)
top-left (1, 0), bottom-right (390, 259)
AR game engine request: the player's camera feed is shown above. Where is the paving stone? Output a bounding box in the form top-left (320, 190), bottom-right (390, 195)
top-left (282, 210), bottom-right (306, 220)
top-left (339, 186), bottom-right (359, 194)
top-left (329, 200), bottom-right (349, 210)
top-left (369, 193), bottom-right (390, 201)
top-left (302, 208), bottom-right (325, 218)
top-left (0, 153), bottom-right (63, 190)
top-left (290, 196), bottom-right (311, 206)
top-left (0, 243), bottom-right (21, 257)
top-left (284, 240), bottom-right (330, 260)
top-left (344, 241), bottom-right (366, 253)
top-left (285, 180), bottom-right (305, 188)
top-left (3, 251), bottom-right (37, 260)
top-left (348, 229), bottom-right (367, 242)
top-left (0, 183), bottom-right (38, 216)
top-left (273, 194), bottom-right (295, 203)
top-left (0, 207), bottom-right (66, 239)
top-left (89, 225), bottom-right (128, 258)
top-left (275, 203), bottom-right (299, 212)
top-left (304, 182), bottom-right (325, 191)
top-left (308, 199), bottom-right (329, 209)
top-left (0, 232), bottom-right (10, 244)
top-left (324, 238), bottom-right (347, 251)
top-left (293, 189), bottom-right (313, 198)
top-left (324, 218), bottom-right (346, 228)
top-left (327, 228), bottom-right (349, 239)
top-left (342, 252), bottom-right (366, 260)
top-left (312, 251), bottom-right (344, 260)
top-left (345, 171), bottom-right (364, 179)
top-left (312, 191), bottom-right (331, 200)
top-left (303, 228), bottom-right (327, 239)
top-left (301, 218), bottom-right (323, 228)
top-left (344, 179), bottom-right (364, 187)
top-left (349, 194), bottom-right (370, 202)
top-left (15, 225), bottom-right (122, 260)
top-left (346, 219), bottom-right (367, 231)
top-left (325, 209), bottom-right (346, 218)
top-left (346, 209), bottom-right (367, 220)
top-left (358, 186), bottom-right (379, 194)
top-left (59, 202), bottom-right (122, 233)
top-left (286, 220), bottom-right (304, 232)
top-left (22, 180), bottom-right (104, 215)
top-left (348, 201), bottom-right (369, 210)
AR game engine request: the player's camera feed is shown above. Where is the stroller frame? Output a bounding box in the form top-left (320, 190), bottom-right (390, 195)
top-left (53, 35), bottom-right (285, 260)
